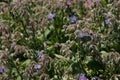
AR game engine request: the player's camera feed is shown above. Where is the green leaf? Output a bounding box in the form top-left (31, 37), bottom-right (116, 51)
top-left (49, 25), bottom-right (54, 30)
top-left (21, 59), bottom-right (31, 67)
top-left (17, 76), bottom-right (21, 80)
top-left (44, 29), bottom-right (51, 38)
top-left (54, 54), bottom-right (67, 60)
top-left (100, 51), bottom-right (108, 56)
top-left (84, 56), bottom-right (92, 64)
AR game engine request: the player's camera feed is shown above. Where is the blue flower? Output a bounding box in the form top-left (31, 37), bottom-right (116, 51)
top-left (36, 50), bottom-right (43, 58)
top-left (77, 33), bottom-right (92, 38)
top-left (34, 64), bottom-right (42, 69)
top-left (0, 66), bottom-right (5, 73)
top-left (47, 13), bottom-right (55, 19)
top-left (77, 73), bottom-right (87, 80)
top-left (70, 15), bottom-right (77, 23)
top-left (105, 19), bottom-right (111, 24)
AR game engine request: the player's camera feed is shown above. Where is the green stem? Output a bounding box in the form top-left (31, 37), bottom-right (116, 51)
top-left (78, 40), bottom-right (87, 75)
top-left (5, 53), bottom-right (23, 80)
top-left (31, 25), bottom-right (37, 49)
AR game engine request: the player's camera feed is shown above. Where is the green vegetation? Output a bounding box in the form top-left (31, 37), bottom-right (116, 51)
top-left (0, 0), bottom-right (120, 80)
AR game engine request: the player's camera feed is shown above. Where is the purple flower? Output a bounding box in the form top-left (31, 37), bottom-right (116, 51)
top-left (70, 15), bottom-right (77, 23)
top-left (36, 50), bottom-right (43, 58)
top-left (34, 64), bottom-right (42, 69)
top-left (0, 66), bottom-right (5, 73)
top-left (77, 73), bottom-right (87, 80)
top-left (47, 13), bottom-right (55, 19)
top-left (77, 33), bottom-right (92, 38)
top-left (105, 19), bottom-right (111, 24)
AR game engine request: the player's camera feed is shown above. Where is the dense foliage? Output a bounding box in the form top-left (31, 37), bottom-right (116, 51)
top-left (0, 0), bottom-right (120, 80)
